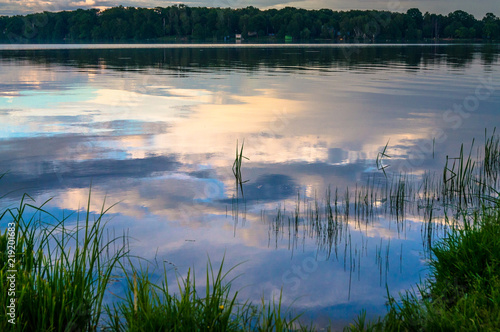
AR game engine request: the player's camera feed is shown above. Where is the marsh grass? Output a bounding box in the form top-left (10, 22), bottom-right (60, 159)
top-left (484, 128), bottom-right (500, 183)
top-left (0, 179), bottom-right (311, 331)
top-left (267, 131), bottom-right (500, 257)
top-left (346, 209), bottom-right (500, 331)
top-left (261, 131), bottom-right (500, 330)
top-left (105, 256), bottom-right (312, 332)
top-left (105, 256), bottom-right (242, 331)
top-left (0, 189), bottom-right (127, 331)
top-left (343, 130), bottom-right (500, 331)
top-left (2, 130), bottom-right (499, 331)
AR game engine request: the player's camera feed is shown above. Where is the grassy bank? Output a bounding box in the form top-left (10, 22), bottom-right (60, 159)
top-left (347, 205), bottom-right (500, 331)
top-left (0, 191), bottom-right (128, 331)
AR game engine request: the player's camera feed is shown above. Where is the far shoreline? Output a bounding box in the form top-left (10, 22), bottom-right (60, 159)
top-left (0, 41), bottom-right (498, 51)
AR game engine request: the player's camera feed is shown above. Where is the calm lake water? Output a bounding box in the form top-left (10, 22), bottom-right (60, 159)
top-left (1, 44), bottom-right (500, 329)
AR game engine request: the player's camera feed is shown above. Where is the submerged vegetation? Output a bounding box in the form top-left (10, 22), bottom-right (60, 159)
top-left (1, 130), bottom-right (500, 331)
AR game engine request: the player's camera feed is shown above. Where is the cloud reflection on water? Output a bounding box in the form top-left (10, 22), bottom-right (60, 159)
top-left (0, 45), bottom-right (499, 327)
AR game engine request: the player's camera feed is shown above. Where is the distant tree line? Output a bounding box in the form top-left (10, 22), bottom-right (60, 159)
top-left (1, 5), bottom-right (499, 43)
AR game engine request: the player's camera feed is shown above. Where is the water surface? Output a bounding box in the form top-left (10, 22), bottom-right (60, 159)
top-left (1, 44), bottom-right (499, 328)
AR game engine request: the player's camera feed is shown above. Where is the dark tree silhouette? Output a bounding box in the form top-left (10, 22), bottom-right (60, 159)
top-left (0, 6), bottom-right (498, 43)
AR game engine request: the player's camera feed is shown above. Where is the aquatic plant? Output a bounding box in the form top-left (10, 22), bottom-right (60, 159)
top-left (0, 189), bottom-right (127, 331)
top-left (105, 256), bottom-right (310, 331)
top-left (346, 208), bottom-right (500, 331)
top-left (0, 177), bottom-right (311, 331)
top-left (232, 140), bottom-right (249, 199)
top-left (267, 131), bottom-right (500, 257)
top-left (376, 140), bottom-right (391, 178)
top-left (344, 130), bottom-right (500, 331)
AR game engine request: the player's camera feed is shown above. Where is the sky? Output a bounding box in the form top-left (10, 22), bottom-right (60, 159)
top-left (0, 0), bottom-right (498, 18)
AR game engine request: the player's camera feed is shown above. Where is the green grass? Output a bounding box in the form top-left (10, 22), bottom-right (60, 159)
top-left (0, 183), bottom-right (311, 331)
top-left (105, 256), bottom-right (243, 331)
top-left (0, 190), bottom-right (128, 331)
top-left (105, 256), bottom-right (310, 331)
top-left (346, 205), bottom-right (500, 331)
top-left (344, 131), bottom-right (500, 331)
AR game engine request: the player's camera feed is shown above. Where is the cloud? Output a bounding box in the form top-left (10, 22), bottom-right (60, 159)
top-left (0, 0), bottom-right (497, 17)
top-left (69, 0), bottom-right (96, 7)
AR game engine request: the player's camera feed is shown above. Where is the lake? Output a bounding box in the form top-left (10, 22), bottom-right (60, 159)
top-left (1, 43), bottom-right (499, 329)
